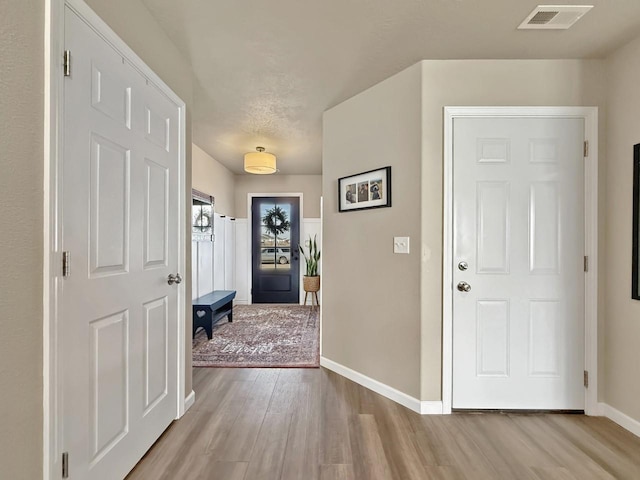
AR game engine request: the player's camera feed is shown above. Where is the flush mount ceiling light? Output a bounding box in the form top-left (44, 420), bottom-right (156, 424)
top-left (518, 5), bottom-right (593, 30)
top-left (244, 146), bottom-right (276, 174)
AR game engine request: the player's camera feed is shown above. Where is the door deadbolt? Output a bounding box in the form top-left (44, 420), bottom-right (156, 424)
top-left (458, 261), bottom-right (468, 271)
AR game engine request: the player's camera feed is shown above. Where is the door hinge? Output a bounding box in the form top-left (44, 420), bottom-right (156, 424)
top-left (584, 140), bottom-right (589, 157)
top-left (584, 255), bottom-right (589, 273)
top-left (63, 50), bottom-right (71, 77)
top-left (62, 251), bottom-right (71, 277)
top-left (62, 452), bottom-right (69, 478)
top-left (583, 370), bottom-right (589, 388)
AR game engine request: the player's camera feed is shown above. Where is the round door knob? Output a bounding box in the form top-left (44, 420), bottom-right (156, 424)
top-left (457, 281), bottom-right (471, 292)
top-left (167, 273), bottom-right (182, 285)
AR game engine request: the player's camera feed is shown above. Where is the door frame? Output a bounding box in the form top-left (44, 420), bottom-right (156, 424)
top-left (247, 193), bottom-right (304, 304)
top-left (44, 1), bottom-right (187, 478)
top-left (442, 106), bottom-right (599, 415)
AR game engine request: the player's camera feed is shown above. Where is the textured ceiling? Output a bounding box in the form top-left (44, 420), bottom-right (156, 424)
top-left (140, 0), bottom-right (640, 174)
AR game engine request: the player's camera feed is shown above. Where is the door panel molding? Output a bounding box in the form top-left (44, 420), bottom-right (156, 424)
top-left (45, 1), bottom-right (187, 478)
top-left (442, 106), bottom-right (598, 415)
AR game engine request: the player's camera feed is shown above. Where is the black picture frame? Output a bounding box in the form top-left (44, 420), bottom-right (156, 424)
top-left (633, 144), bottom-right (640, 300)
top-left (338, 166), bottom-right (392, 212)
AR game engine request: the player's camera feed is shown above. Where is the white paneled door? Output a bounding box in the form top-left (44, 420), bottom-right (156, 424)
top-left (452, 117), bottom-right (585, 410)
top-left (61, 7), bottom-right (181, 479)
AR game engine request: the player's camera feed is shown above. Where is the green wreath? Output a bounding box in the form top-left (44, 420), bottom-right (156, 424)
top-left (262, 205), bottom-right (290, 236)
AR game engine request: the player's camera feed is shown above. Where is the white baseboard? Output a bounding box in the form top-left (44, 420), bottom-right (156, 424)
top-left (599, 402), bottom-right (640, 438)
top-left (184, 390), bottom-right (196, 412)
top-left (320, 356), bottom-right (443, 415)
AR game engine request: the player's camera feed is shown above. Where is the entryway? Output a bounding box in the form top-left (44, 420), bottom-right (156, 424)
top-left (443, 107), bottom-right (599, 413)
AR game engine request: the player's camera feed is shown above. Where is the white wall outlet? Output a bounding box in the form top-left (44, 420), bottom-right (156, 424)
top-left (394, 236), bottom-right (410, 254)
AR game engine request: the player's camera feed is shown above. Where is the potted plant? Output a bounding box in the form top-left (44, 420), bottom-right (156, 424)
top-left (299, 235), bottom-right (321, 305)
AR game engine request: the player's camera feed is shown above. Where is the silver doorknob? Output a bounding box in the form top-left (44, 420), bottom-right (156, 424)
top-left (457, 281), bottom-right (471, 292)
top-left (167, 273), bottom-right (182, 285)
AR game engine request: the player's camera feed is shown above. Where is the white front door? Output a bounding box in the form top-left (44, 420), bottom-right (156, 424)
top-left (61, 7), bottom-right (182, 478)
top-left (452, 117), bottom-right (585, 410)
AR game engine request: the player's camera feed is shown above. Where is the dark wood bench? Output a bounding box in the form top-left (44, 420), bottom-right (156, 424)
top-left (192, 290), bottom-right (236, 339)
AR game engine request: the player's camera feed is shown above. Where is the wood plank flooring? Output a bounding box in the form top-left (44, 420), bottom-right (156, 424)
top-left (127, 368), bottom-right (640, 480)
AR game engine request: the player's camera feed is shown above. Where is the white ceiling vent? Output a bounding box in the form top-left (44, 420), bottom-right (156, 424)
top-left (518, 5), bottom-right (593, 30)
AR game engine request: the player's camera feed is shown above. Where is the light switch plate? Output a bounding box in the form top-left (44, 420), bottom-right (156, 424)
top-left (394, 236), bottom-right (410, 254)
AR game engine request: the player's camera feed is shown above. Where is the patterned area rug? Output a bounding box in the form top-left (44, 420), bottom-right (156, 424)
top-left (192, 305), bottom-right (320, 368)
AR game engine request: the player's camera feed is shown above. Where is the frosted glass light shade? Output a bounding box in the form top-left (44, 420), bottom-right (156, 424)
top-left (244, 149), bottom-right (276, 174)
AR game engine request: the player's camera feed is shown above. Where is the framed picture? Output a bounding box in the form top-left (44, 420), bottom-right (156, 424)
top-left (632, 144), bottom-right (640, 299)
top-left (338, 166), bottom-right (392, 212)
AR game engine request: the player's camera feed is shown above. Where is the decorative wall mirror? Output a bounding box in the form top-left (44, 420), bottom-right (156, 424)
top-left (632, 144), bottom-right (640, 299)
top-left (192, 189), bottom-right (215, 242)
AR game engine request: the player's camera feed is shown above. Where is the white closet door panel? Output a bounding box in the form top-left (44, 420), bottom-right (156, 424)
top-left (234, 219), bottom-right (249, 304)
top-left (191, 241), bottom-right (199, 300)
top-left (224, 218), bottom-right (235, 290)
top-left (213, 213), bottom-right (226, 290)
top-left (198, 241), bottom-right (214, 297)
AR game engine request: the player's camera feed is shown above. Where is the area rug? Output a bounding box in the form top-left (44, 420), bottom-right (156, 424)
top-left (192, 305), bottom-right (319, 368)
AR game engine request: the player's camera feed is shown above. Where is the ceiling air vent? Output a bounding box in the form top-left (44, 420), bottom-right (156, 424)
top-left (518, 5), bottom-right (593, 30)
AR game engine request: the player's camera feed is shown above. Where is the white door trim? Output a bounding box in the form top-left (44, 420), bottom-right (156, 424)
top-left (44, 1), bottom-right (187, 478)
top-left (442, 106), bottom-right (598, 415)
top-left (246, 192), bottom-right (304, 304)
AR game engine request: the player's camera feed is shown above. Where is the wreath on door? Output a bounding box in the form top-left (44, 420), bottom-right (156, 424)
top-left (262, 205), bottom-right (290, 236)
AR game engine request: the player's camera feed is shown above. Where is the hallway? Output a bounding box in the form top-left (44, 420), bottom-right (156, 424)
top-left (127, 368), bottom-right (640, 479)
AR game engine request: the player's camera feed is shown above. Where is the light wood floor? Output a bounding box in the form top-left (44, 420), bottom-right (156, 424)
top-left (127, 367), bottom-right (640, 480)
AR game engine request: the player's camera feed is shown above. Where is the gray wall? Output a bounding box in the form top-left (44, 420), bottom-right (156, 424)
top-left (418, 60), bottom-right (606, 400)
top-left (192, 144), bottom-right (236, 217)
top-left (322, 60), bottom-right (606, 401)
top-left (0, 0), bottom-right (44, 477)
top-left (323, 63), bottom-right (424, 397)
top-left (604, 33), bottom-right (640, 422)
